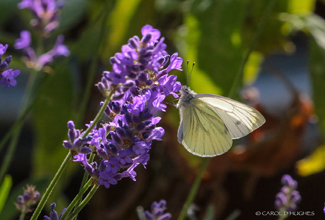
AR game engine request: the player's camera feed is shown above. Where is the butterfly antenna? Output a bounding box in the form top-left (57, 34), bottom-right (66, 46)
top-left (186, 60), bottom-right (190, 86)
top-left (188, 62), bottom-right (195, 86)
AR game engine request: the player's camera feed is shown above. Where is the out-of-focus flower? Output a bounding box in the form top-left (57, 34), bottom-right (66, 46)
top-left (15, 185), bottom-right (40, 213)
top-left (144, 200), bottom-right (171, 220)
top-left (44, 203), bottom-right (66, 220)
top-left (63, 25), bottom-right (182, 189)
top-left (275, 174), bottom-right (301, 217)
top-left (18, 0), bottom-right (64, 35)
top-left (0, 44), bottom-right (20, 88)
top-left (14, 30), bottom-right (69, 71)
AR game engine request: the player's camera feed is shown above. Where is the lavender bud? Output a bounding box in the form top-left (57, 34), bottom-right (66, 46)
top-left (142, 34), bottom-right (151, 45)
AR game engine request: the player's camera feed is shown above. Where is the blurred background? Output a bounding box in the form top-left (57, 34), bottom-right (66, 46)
top-left (1, 0), bottom-right (325, 219)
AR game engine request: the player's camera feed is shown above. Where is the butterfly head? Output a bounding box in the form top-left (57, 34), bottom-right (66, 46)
top-left (177, 86), bottom-right (196, 108)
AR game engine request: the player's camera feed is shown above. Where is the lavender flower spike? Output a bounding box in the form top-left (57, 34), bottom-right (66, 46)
top-left (275, 174), bottom-right (301, 217)
top-left (14, 31), bottom-right (69, 71)
top-left (144, 200), bottom-right (172, 220)
top-left (0, 44), bottom-right (20, 88)
top-left (18, 0), bottom-right (64, 35)
top-left (15, 185), bottom-right (40, 213)
top-left (44, 203), bottom-right (66, 220)
top-left (64, 25), bottom-right (182, 189)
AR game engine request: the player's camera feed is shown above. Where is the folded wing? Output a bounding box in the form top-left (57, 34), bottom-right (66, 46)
top-left (196, 94), bottom-right (265, 139)
top-left (178, 102), bottom-right (232, 157)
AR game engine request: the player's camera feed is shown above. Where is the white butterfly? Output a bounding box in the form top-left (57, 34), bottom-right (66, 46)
top-left (176, 86), bottom-right (265, 157)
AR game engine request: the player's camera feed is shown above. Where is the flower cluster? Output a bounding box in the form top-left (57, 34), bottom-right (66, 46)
top-left (15, 185), bottom-right (40, 213)
top-left (44, 203), bottom-right (66, 220)
top-left (15, 31), bottom-right (69, 71)
top-left (18, 0), bottom-right (64, 36)
top-left (275, 175), bottom-right (301, 213)
top-left (15, 0), bottom-right (69, 71)
top-left (0, 44), bottom-right (20, 88)
top-left (144, 200), bottom-right (171, 220)
top-left (63, 25), bottom-right (182, 188)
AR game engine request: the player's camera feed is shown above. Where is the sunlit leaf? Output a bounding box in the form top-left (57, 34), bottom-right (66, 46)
top-left (0, 175), bottom-right (12, 215)
top-left (103, 0), bottom-right (142, 60)
top-left (287, 0), bottom-right (315, 15)
top-left (187, 0), bottom-right (249, 96)
top-left (296, 146), bottom-right (325, 176)
top-left (243, 51), bottom-right (264, 86)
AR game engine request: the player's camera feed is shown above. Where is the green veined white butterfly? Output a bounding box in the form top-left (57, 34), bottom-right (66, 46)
top-left (176, 86), bottom-right (265, 157)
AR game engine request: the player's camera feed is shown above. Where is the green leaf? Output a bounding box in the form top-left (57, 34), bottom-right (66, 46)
top-left (32, 63), bottom-right (74, 177)
top-left (0, 175), bottom-right (12, 215)
top-left (0, 177), bottom-right (50, 220)
top-left (56, 0), bottom-right (89, 33)
top-left (288, 0), bottom-right (315, 15)
top-left (0, 0), bottom-right (20, 26)
top-left (297, 145), bottom-right (325, 176)
top-left (309, 37), bottom-right (325, 133)
top-left (243, 51), bottom-right (264, 86)
top-left (186, 0), bottom-right (249, 96)
top-left (103, 0), bottom-right (142, 60)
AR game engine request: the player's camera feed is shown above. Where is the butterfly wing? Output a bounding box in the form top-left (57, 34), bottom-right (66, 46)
top-left (178, 100), bottom-right (232, 157)
top-left (196, 94), bottom-right (265, 139)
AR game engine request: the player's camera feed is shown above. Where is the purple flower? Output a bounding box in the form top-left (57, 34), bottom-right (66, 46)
top-left (143, 200), bottom-right (172, 220)
top-left (64, 25), bottom-right (182, 189)
top-left (0, 44), bottom-right (20, 88)
top-left (14, 30), bottom-right (31, 49)
top-left (63, 121), bottom-right (92, 154)
top-left (18, 0), bottom-right (64, 34)
top-left (0, 69), bottom-right (20, 88)
top-left (275, 175), bottom-right (301, 213)
top-left (15, 31), bottom-right (69, 70)
top-left (103, 157), bottom-right (120, 173)
top-left (0, 44), bottom-right (8, 56)
top-left (98, 171), bottom-right (118, 189)
top-left (15, 185), bottom-right (40, 213)
top-left (44, 203), bottom-right (66, 220)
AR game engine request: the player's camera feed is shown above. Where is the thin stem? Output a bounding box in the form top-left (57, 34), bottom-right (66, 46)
top-left (177, 158), bottom-right (210, 220)
top-left (59, 178), bottom-right (93, 220)
top-left (75, 0), bottom-right (113, 127)
top-left (18, 206), bottom-right (26, 220)
top-left (228, 0), bottom-right (278, 99)
top-left (30, 151), bottom-right (71, 220)
top-left (67, 184), bottom-right (100, 220)
top-left (178, 1), bottom-right (277, 219)
top-left (0, 95), bottom-right (38, 153)
top-left (81, 95), bottom-right (112, 139)
top-left (30, 94), bottom-right (112, 220)
top-left (71, 152), bottom-right (96, 220)
top-left (0, 69), bottom-right (38, 185)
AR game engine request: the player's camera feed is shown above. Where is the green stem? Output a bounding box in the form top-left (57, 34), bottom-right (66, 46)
top-left (30, 94), bottom-right (112, 220)
top-left (18, 206), bottom-right (26, 220)
top-left (71, 152), bottom-right (96, 220)
top-left (81, 95), bottom-right (112, 139)
top-left (0, 69), bottom-right (38, 185)
top-left (59, 178), bottom-right (93, 220)
top-left (30, 151), bottom-right (71, 220)
top-left (0, 94), bottom-right (37, 154)
top-left (178, 158), bottom-right (210, 220)
top-left (75, 0), bottom-right (113, 127)
top-left (67, 184), bottom-right (100, 220)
